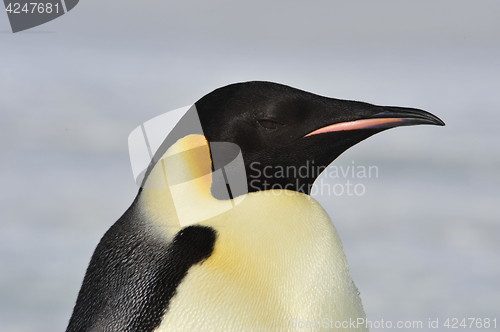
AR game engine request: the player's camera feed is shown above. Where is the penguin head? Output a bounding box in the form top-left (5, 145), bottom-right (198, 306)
top-left (140, 81), bottom-right (444, 199)
top-left (192, 81), bottom-right (444, 195)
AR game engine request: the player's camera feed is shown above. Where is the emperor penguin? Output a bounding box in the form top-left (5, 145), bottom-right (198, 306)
top-left (66, 81), bottom-right (444, 331)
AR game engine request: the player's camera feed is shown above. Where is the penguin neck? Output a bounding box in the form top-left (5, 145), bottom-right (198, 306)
top-left (137, 135), bottom-right (367, 327)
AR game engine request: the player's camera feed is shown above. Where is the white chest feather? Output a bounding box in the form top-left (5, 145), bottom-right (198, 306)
top-left (153, 192), bottom-right (366, 331)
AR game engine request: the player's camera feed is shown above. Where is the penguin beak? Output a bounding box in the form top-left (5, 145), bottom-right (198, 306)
top-left (305, 106), bottom-right (445, 137)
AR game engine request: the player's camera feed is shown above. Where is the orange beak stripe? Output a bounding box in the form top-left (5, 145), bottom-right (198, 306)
top-left (305, 118), bottom-right (405, 137)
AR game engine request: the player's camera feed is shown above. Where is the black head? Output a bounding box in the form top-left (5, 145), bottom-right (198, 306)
top-left (144, 81), bottom-right (444, 197)
top-left (192, 81), bottom-right (444, 195)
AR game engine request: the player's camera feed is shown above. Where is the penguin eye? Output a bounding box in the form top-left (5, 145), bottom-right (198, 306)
top-left (257, 119), bottom-right (284, 130)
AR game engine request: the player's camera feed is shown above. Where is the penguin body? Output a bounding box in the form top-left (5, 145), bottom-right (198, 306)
top-left (66, 82), bottom-right (444, 331)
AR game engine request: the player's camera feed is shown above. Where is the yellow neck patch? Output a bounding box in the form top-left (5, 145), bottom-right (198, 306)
top-left (139, 134), bottom-right (247, 233)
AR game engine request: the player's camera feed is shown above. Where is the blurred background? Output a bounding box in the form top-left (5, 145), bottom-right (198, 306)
top-left (1, 1), bottom-right (499, 331)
